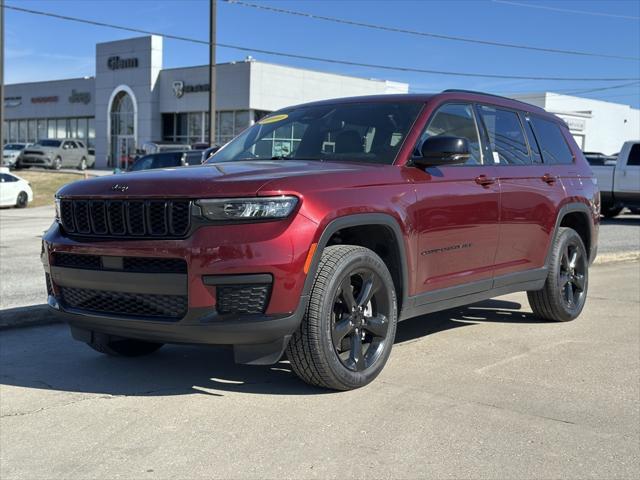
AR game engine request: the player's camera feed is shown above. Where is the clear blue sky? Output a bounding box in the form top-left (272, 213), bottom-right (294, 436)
top-left (4, 0), bottom-right (640, 107)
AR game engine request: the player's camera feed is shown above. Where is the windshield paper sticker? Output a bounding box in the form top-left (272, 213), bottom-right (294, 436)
top-left (258, 114), bottom-right (289, 125)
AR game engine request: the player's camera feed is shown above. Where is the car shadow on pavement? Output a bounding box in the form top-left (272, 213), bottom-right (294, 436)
top-left (0, 300), bottom-right (545, 397)
top-left (600, 215), bottom-right (640, 226)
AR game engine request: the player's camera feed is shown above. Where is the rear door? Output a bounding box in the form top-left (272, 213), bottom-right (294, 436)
top-left (477, 106), bottom-right (565, 277)
top-left (409, 102), bottom-right (500, 295)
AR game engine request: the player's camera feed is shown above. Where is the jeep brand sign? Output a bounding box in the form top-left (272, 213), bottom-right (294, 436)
top-left (107, 56), bottom-right (139, 70)
top-left (69, 89), bottom-right (91, 104)
top-left (172, 80), bottom-right (210, 98)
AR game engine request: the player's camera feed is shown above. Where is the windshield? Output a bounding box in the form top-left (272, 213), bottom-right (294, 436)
top-left (129, 152), bottom-right (185, 171)
top-left (209, 101), bottom-right (423, 165)
top-left (36, 140), bottom-right (61, 148)
top-left (4, 144), bottom-right (25, 151)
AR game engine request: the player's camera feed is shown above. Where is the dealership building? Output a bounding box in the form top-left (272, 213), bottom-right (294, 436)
top-left (2, 36), bottom-right (408, 169)
top-left (3, 35), bottom-right (639, 168)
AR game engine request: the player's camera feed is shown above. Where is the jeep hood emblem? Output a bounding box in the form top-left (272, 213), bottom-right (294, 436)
top-left (111, 184), bottom-right (129, 192)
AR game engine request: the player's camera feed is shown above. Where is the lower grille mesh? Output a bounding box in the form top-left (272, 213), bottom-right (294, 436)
top-left (60, 287), bottom-right (187, 319)
top-left (217, 284), bottom-right (271, 315)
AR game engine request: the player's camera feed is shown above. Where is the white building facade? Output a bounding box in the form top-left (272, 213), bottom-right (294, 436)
top-left (3, 36), bottom-right (407, 169)
top-left (510, 92), bottom-right (640, 154)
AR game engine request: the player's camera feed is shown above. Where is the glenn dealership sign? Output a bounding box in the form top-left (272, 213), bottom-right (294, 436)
top-left (107, 56), bottom-right (139, 70)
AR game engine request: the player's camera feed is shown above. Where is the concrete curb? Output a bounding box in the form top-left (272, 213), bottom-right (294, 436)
top-left (594, 251), bottom-right (640, 264)
top-left (0, 304), bottom-right (60, 331)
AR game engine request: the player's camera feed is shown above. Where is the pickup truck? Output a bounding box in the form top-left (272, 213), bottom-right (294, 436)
top-left (590, 140), bottom-right (640, 217)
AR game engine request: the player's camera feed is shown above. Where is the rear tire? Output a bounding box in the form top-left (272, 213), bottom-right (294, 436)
top-left (78, 157), bottom-right (87, 170)
top-left (602, 204), bottom-right (623, 218)
top-left (527, 227), bottom-right (588, 322)
top-left (86, 334), bottom-right (164, 357)
top-left (15, 191), bottom-right (28, 208)
top-left (286, 245), bottom-right (398, 390)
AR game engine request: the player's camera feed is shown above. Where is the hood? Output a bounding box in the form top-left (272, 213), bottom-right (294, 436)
top-left (56, 160), bottom-right (397, 199)
top-left (25, 146), bottom-right (57, 154)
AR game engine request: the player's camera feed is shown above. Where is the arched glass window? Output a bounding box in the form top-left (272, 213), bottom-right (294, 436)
top-left (110, 91), bottom-right (134, 136)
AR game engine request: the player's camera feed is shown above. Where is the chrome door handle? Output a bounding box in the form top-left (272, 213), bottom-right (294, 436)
top-left (542, 173), bottom-right (558, 184)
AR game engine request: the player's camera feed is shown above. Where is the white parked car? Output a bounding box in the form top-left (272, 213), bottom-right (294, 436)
top-left (0, 167), bottom-right (33, 208)
top-left (2, 143), bottom-right (31, 168)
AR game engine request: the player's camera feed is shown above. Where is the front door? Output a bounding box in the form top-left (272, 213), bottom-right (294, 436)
top-left (409, 102), bottom-right (500, 296)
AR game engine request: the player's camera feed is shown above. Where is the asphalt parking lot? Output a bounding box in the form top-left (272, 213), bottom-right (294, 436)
top-left (1, 261), bottom-right (638, 479)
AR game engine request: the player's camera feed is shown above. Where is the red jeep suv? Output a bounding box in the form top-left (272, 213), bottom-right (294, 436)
top-left (42, 90), bottom-right (599, 390)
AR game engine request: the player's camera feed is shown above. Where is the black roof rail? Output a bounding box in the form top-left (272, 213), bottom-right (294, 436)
top-left (440, 89), bottom-right (544, 111)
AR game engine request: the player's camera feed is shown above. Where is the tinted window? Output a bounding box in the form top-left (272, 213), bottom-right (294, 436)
top-left (0, 174), bottom-right (18, 182)
top-left (3, 144), bottom-right (25, 151)
top-left (184, 151), bottom-right (203, 165)
top-left (627, 144), bottom-right (640, 166)
top-left (415, 103), bottom-right (482, 165)
top-left (37, 140), bottom-right (61, 148)
top-left (529, 116), bottom-right (574, 165)
top-left (129, 152), bottom-right (184, 171)
top-left (210, 102), bottom-right (423, 165)
top-left (479, 106), bottom-right (530, 165)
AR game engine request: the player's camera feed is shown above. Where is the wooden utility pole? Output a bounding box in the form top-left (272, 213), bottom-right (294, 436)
top-left (0, 0), bottom-right (5, 149)
top-left (208, 0), bottom-right (216, 146)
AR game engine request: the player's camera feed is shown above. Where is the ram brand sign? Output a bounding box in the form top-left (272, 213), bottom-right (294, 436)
top-left (172, 80), bottom-right (210, 98)
top-left (69, 89), bottom-right (92, 104)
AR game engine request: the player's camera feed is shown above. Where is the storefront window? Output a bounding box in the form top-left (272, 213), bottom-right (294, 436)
top-left (88, 118), bottom-right (95, 148)
top-left (18, 121), bottom-right (27, 142)
top-left (37, 120), bottom-right (47, 142)
top-left (47, 120), bottom-right (56, 139)
top-left (188, 112), bottom-right (202, 145)
top-left (56, 119), bottom-right (66, 139)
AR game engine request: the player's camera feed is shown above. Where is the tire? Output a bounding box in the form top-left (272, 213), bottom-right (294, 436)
top-left (527, 227), bottom-right (589, 322)
top-left (286, 245), bottom-right (398, 390)
top-left (602, 204), bottom-right (623, 218)
top-left (86, 333), bottom-right (164, 357)
top-left (15, 191), bottom-right (28, 208)
top-left (78, 157), bottom-right (87, 171)
top-left (52, 156), bottom-right (62, 170)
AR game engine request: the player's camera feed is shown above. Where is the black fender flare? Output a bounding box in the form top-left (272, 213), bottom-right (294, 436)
top-left (300, 213), bottom-right (410, 310)
top-left (546, 202), bottom-right (596, 266)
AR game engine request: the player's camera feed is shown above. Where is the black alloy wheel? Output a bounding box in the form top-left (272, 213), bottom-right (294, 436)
top-left (331, 269), bottom-right (391, 372)
top-left (558, 241), bottom-right (587, 310)
top-left (16, 191), bottom-right (28, 208)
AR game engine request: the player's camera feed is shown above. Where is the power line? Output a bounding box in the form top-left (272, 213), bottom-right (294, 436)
top-left (223, 0), bottom-right (639, 61)
top-left (493, 0), bottom-right (640, 21)
top-left (4, 3), bottom-right (640, 83)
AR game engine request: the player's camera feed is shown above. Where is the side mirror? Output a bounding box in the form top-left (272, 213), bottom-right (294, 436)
top-left (413, 136), bottom-right (470, 168)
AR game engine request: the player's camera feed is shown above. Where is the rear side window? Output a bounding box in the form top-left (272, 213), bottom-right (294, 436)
top-left (478, 106), bottom-right (530, 165)
top-left (416, 103), bottom-right (483, 165)
top-left (627, 144), bottom-right (640, 166)
top-left (529, 116), bottom-right (574, 165)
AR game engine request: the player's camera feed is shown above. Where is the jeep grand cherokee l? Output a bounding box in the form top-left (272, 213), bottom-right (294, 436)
top-left (42, 91), bottom-right (599, 390)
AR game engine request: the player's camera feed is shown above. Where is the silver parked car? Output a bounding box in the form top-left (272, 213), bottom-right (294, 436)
top-left (19, 139), bottom-right (91, 170)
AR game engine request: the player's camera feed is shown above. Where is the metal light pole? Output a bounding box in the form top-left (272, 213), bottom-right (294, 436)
top-left (0, 0), bottom-right (5, 149)
top-left (208, 0), bottom-right (216, 146)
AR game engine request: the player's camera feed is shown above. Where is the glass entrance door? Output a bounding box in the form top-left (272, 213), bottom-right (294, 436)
top-left (109, 90), bottom-right (136, 169)
top-left (114, 135), bottom-right (136, 170)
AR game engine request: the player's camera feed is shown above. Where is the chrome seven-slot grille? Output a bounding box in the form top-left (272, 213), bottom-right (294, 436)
top-left (60, 199), bottom-right (191, 238)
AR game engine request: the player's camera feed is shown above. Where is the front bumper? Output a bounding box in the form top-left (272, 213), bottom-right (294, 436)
top-left (42, 214), bottom-right (319, 363)
top-left (21, 155), bottom-right (51, 166)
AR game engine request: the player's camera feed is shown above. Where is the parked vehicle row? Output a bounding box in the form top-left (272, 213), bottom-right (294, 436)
top-left (43, 90), bottom-right (600, 390)
top-left (2, 143), bottom-right (32, 168)
top-left (14, 139), bottom-right (94, 171)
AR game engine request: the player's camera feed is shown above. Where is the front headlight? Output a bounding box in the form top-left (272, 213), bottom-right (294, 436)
top-left (197, 196), bottom-right (298, 221)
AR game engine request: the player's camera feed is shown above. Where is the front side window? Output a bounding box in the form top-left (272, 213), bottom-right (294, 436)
top-left (415, 103), bottom-right (483, 165)
top-left (627, 144), bottom-right (640, 166)
top-left (210, 102), bottom-right (423, 165)
top-left (479, 106), bottom-right (530, 165)
top-left (529, 116), bottom-right (574, 165)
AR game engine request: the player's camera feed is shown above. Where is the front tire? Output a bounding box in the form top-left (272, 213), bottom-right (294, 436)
top-left (527, 227), bottom-right (588, 322)
top-left (15, 191), bottom-right (28, 208)
top-left (52, 156), bottom-right (62, 170)
top-left (286, 245), bottom-right (398, 390)
top-left (86, 333), bottom-right (164, 357)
